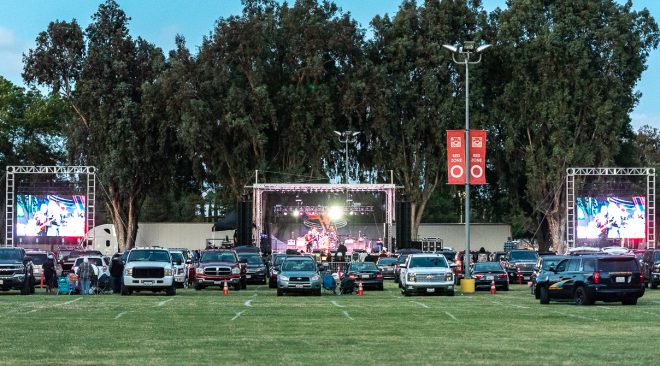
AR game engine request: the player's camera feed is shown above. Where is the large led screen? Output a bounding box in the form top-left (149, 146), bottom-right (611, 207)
top-left (16, 195), bottom-right (86, 237)
top-left (576, 196), bottom-right (645, 240)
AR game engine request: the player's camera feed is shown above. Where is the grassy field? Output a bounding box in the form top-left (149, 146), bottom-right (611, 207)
top-left (1, 282), bottom-right (659, 366)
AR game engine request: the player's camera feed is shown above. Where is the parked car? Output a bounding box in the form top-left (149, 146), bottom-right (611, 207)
top-left (438, 250), bottom-right (458, 282)
top-left (472, 262), bottom-right (509, 291)
top-left (26, 250), bottom-right (61, 283)
top-left (376, 257), bottom-right (397, 279)
top-left (73, 256), bottom-right (111, 279)
top-left (238, 253), bottom-right (267, 284)
top-left (168, 251), bottom-right (189, 288)
top-left (122, 247), bottom-right (177, 296)
top-left (641, 249), bottom-right (660, 289)
top-left (0, 247), bottom-right (35, 294)
top-left (276, 256), bottom-right (321, 296)
top-left (399, 253), bottom-right (454, 296)
top-left (393, 255), bottom-right (407, 284)
top-left (62, 250), bottom-right (103, 273)
top-left (504, 250), bottom-right (538, 283)
top-left (269, 253), bottom-right (289, 288)
top-left (195, 249), bottom-right (244, 291)
top-left (535, 255), bottom-right (644, 305)
top-left (531, 255), bottom-right (568, 297)
top-left (345, 262), bottom-right (383, 290)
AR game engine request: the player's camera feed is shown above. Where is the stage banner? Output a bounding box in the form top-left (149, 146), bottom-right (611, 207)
top-left (469, 130), bottom-right (487, 185)
top-left (447, 130), bottom-right (465, 184)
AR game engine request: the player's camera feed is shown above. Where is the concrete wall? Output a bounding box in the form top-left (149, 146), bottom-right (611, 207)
top-left (415, 223), bottom-right (511, 253)
top-left (135, 223), bottom-right (233, 250)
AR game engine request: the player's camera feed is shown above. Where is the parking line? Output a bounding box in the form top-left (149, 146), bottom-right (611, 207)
top-left (57, 298), bottom-right (83, 306)
top-left (114, 311), bottom-right (128, 320)
top-left (331, 301), bottom-right (346, 308)
top-left (410, 301), bottom-right (429, 309)
top-left (155, 298), bottom-right (174, 307)
top-left (552, 311), bottom-right (597, 322)
top-left (342, 310), bottom-right (354, 321)
top-left (444, 311), bottom-right (458, 321)
top-left (244, 299), bottom-right (253, 307)
top-left (231, 310), bottom-right (247, 321)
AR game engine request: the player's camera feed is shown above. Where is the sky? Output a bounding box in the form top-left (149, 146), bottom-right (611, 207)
top-left (0, 0), bottom-right (658, 130)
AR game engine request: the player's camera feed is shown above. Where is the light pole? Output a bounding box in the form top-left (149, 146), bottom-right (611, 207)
top-left (334, 130), bottom-right (361, 184)
top-left (443, 41), bottom-right (491, 280)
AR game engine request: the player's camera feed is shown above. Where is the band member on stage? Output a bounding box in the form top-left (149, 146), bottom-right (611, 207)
top-left (304, 230), bottom-right (314, 253)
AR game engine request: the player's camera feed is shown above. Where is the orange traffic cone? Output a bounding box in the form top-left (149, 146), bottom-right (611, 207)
top-left (223, 280), bottom-right (229, 295)
top-left (490, 280), bottom-right (497, 295)
top-left (357, 281), bottom-right (364, 296)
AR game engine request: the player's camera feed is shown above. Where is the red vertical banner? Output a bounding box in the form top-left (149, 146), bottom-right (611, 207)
top-left (447, 130), bottom-right (465, 184)
top-left (469, 130), bottom-right (487, 185)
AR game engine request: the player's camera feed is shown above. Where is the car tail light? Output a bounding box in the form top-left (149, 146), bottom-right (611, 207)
top-left (497, 274), bottom-right (507, 279)
top-left (349, 274), bottom-right (356, 280)
top-left (594, 272), bottom-right (600, 284)
top-left (376, 273), bottom-right (383, 279)
top-left (640, 272), bottom-right (644, 284)
top-left (474, 274), bottom-right (483, 279)
top-left (456, 261), bottom-right (462, 273)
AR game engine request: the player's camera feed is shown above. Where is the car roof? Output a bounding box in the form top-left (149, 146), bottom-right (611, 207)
top-left (408, 253), bottom-right (444, 257)
top-left (203, 249), bottom-right (235, 253)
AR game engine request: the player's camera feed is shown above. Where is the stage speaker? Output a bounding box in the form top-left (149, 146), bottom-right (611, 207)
top-left (237, 200), bottom-right (253, 245)
top-left (395, 201), bottom-right (411, 249)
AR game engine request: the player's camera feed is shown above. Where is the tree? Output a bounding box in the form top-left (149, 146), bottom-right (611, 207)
top-left (23, 0), bottom-right (177, 250)
top-left (489, 0), bottom-right (659, 250)
top-left (359, 0), bottom-right (487, 238)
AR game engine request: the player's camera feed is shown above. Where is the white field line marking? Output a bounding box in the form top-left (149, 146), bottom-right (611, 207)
top-left (251, 293), bottom-right (258, 297)
top-left (114, 311), bottom-right (128, 320)
top-left (231, 310), bottom-right (247, 321)
top-left (445, 311), bottom-right (458, 321)
top-left (342, 310), bottom-right (354, 321)
top-left (156, 298), bottom-right (174, 307)
top-left (410, 301), bottom-right (429, 309)
top-left (640, 311), bottom-right (658, 316)
top-left (27, 297), bottom-right (83, 314)
top-left (510, 304), bottom-right (530, 309)
top-left (331, 301), bottom-right (345, 308)
top-left (244, 300), bottom-right (253, 307)
top-left (552, 311), bottom-right (597, 322)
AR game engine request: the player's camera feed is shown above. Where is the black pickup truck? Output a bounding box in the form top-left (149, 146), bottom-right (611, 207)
top-left (0, 247), bottom-right (35, 295)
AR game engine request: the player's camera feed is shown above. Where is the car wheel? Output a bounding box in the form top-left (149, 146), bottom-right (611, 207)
top-left (233, 283), bottom-right (241, 291)
top-left (503, 284), bottom-right (509, 291)
top-left (574, 286), bottom-right (592, 306)
top-left (402, 288), bottom-right (411, 297)
top-left (165, 284), bottom-right (176, 296)
top-left (539, 286), bottom-right (549, 304)
top-left (120, 284), bottom-right (131, 296)
top-left (194, 283), bottom-right (204, 291)
top-left (314, 288), bottom-right (322, 296)
top-left (276, 289), bottom-right (283, 296)
top-left (446, 290), bottom-right (455, 296)
top-left (652, 282), bottom-right (658, 289)
top-left (622, 298), bottom-right (638, 305)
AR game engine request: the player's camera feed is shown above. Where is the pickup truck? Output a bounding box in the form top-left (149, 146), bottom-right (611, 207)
top-left (0, 247), bottom-right (35, 295)
top-left (399, 253), bottom-right (454, 296)
top-left (122, 247), bottom-right (177, 296)
top-left (194, 249), bottom-right (245, 291)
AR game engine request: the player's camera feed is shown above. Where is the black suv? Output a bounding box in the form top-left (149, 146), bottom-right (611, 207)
top-left (0, 247), bottom-right (35, 295)
top-left (641, 249), bottom-right (660, 289)
top-left (535, 255), bottom-right (644, 305)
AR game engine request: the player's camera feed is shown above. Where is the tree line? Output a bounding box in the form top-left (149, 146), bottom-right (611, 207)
top-left (4, 0), bottom-right (658, 251)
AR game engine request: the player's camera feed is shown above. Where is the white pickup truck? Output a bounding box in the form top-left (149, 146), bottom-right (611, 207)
top-left (399, 253), bottom-right (455, 296)
top-left (122, 247), bottom-right (177, 296)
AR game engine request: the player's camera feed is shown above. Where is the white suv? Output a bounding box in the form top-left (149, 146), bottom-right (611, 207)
top-left (122, 247), bottom-right (176, 296)
top-left (399, 253), bottom-right (455, 296)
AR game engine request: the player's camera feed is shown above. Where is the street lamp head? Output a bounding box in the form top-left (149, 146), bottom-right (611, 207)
top-left (462, 41), bottom-right (475, 51)
top-left (333, 131), bottom-right (342, 137)
top-left (352, 132), bottom-right (361, 137)
top-left (476, 44), bottom-right (492, 53)
top-left (442, 44), bottom-right (458, 53)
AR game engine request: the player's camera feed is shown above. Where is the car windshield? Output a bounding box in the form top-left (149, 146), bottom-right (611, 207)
top-left (200, 252), bottom-right (237, 263)
top-left (349, 262), bottom-right (378, 271)
top-left (27, 254), bottom-right (48, 265)
top-left (74, 257), bottom-right (104, 267)
top-left (397, 256), bottom-right (407, 264)
top-left (275, 255), bottom-right (288, 266)
top-left (245, 256), bottom-right (263, 265)
top-left (170, 253), bottom-right (184, 263)
top-left (654, 252), bottom-right (660, 262)
top-left (128, 250), bottom-right (170, 263)
top-left (0, 249), bottom-right (22, 261)
top-left (598, 258), bottom-right (638, 272)
top-left (282, 260), bottom-right (316, 272)
top-left (541, 258), bottom-right (565, 270)
top-left (473, 263), bottom-right (503, 272)
top-left (377, 258), bottom-right (397, 265)
top-left (409, 256), bottom-right (447, 268)
top-left (510, 251), bottom-right (538, 261)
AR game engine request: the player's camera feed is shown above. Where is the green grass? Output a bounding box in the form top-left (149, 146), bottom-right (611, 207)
top-left (1, 283), bottom-right (659, 366)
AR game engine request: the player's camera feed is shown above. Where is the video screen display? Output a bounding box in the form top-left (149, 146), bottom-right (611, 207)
top-left (576, 196), bottom-right (645, 240)
top-left (16, 195), bottom-right (86, 237)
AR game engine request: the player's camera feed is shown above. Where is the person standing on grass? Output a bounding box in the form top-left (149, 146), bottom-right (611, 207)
top-left (43, 254), bottom-right (57, 293)
top-left (77, 257), bottom-right (94, 295)
top-left (110, 257), bottom-right (124, 294)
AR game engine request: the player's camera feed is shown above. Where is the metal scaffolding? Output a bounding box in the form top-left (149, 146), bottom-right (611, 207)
top-left (251, 183), bottom-right (397, 252)
top-left (4, 166), bottom-right (96, 247)
top-left (566, 167), bottom-right (655, 249)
